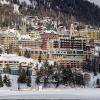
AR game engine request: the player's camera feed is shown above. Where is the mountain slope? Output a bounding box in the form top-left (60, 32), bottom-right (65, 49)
top-left (1, 0), bottom-right (100, 27)
top-left (33, 0), bottom-right (100, 26)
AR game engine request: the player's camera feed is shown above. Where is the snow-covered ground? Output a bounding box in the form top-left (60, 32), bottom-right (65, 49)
top-left (0, 88), bottom-right (100, 99)
top-left (0, 73), bottom-right (100, 99)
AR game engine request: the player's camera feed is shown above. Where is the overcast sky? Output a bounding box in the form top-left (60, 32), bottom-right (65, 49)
top-left (88, 0), bottom-right (100, 6)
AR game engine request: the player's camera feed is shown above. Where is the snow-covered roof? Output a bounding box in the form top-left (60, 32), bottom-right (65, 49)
top-left (0, 53), bottom-right (55, 72)
top-left (0, 29), bottom-right (20, 37)
top-left (0, 53), bottom-right (54, 69)
top-left (13, 4), bottom-right (19, 13)
top-left (44, 30), bottom-right (57, 34)
top-left (0, 54), bottom-right (33, 63)
top-left (18, 35), bottom-right (32, 40)
top-left (19, 46), bottom-right (47, 52)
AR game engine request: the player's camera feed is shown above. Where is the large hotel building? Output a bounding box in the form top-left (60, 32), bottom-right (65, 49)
top-left (48, 36), bottom-right (93, 67)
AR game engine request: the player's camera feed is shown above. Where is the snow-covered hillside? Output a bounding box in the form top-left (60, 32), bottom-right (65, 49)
top-left (0, 0), bottom-right (37, 6)
top-left (0, 0), bottom-right (37, 13)
top-left (0, 0), bottom-right (32, 5)
top-left (19, 0), bottom-right (31, 5)
top-left (1, 88), bottom-right (100, 99)
top-left (19, 0), bottom-right (37, 8)
top-left (0, 0), bottom-right (10, 5)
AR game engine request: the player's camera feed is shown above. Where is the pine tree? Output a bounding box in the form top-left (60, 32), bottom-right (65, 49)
top-left (26, 67), bottom-right (32, 76)
top-left (43, 76), bottom-right (48, 88)
top-left (18, 64), bottom-right (23, 75)
top-left (38, 53), bottom-right (42, 63)
top-left (0, 49), bottom-right (2, 54)
top-left (24, 50), bottom-right (31, 58)
top-left (0, 75), bottom-right (3, 87)
top-left (83, 73), bottom-right (90, 85)
top-left (35, 76), bottom-right (40, 85)
top-left (54, 62), bottom-right (58, 68)
top-left (54, 73), bottom-right (60, 88)
top-left (3, 75), bottom-right (11, 87)
top-left (96, 79), bottom-right (100, 88)
top-left (44, 60), bottom-right (49, 68)
top-left (5, 66), bottom-right (11, 74)
top-left (18, 69), bottom-right (27, 84)
top-left (18, 52), bottom-right (21, 56)
top-left (6, 78), bottom-right (11, 87)
top-left (26, 76), bottom-right (31, 87)
top-left (3, 75), bottom-right (8, 84)
top-left (74, 73), bottom-right (84, 86)
top-left (92, 59), bottom-right (97, 76)
top-left (62, 67), bottom-right (73, 85)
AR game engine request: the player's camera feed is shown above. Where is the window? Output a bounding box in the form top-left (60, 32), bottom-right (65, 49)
top-left (77, 51), bottom-right (83, 54)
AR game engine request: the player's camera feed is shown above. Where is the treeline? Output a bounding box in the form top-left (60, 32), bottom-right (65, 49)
top-left (35, 61), bottom-right (91, 88)
top-left (37, 0), bottom-right (100, 26)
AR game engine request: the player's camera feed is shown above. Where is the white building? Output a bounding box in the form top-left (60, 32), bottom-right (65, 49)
top-left (0, 54), bottom-right (34, 75)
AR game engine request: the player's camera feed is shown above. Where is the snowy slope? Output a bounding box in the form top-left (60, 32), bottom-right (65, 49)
top-left (0, 0), bottom-right (10, 5)
top-left (0, 0), bottom-right (37, 7)
top-left (0, 0), bottom-right (19, 13)
top-left (19, 0), bottom-right (37, 8)
top-left (88, 0), bottom-right (100, 7)
top-left (19, 0), bottom-right (31, 5)
top-left (0, 0), bottom-right (31, 5)
top-left (0, 0), bottom-right (37, 13)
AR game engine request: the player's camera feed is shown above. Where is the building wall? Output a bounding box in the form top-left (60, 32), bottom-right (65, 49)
top-left (18, 40), bottom-right (34, 48)
top-left (40, 32), bottom-right (59, 49)
top-left (47, 37), bottom-right (92, 67)
top-left (18, 47), bottom-right (48, 61)
top-left (58, 59), bottom-right (83, 68)
top-left (75, 31), bottom-right (100, 40)
top-left (0, 34), bottom-right (17, 50)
